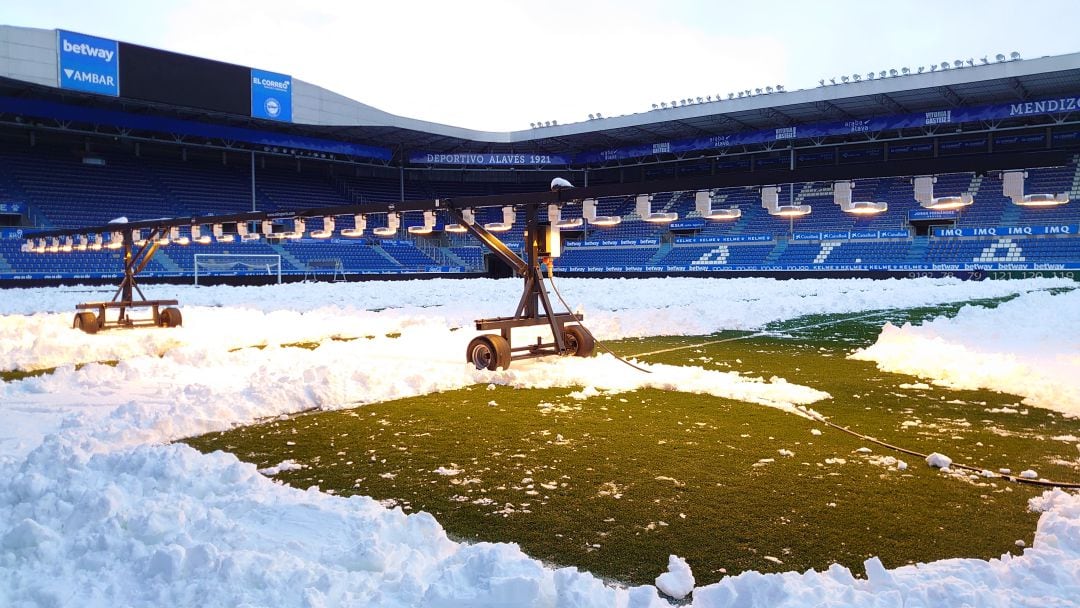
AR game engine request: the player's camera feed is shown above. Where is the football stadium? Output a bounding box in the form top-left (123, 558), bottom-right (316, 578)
top-left (1, 18), bottom-right (1079, 607)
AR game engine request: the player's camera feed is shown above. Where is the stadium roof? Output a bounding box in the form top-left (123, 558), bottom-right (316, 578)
top-left (0, 25), bottom-right (1078, 162)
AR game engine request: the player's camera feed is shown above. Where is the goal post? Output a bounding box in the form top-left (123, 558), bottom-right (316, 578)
top-left (194, 254), bottom-right (282, 285)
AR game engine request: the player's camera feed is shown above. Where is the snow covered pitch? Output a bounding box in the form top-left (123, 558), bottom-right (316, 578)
top-left (1, 277), bottom-right (1079, 607)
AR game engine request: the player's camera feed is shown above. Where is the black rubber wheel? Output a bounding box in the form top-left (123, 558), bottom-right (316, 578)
top-left (160, 307), bottom-right (183, 328)
top-left (563, 325), bottom-right (595, 358)
top-left (73, 311), bottom-right (99, 334)
top-left (466, 334), bottom-right (511, 370)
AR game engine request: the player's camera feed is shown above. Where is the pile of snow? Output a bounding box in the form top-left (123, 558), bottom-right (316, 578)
top-left (1, 277), bottom-right (1078, 607)
top-left (852, 288), bottom-right (1080, 416)
top-left (926, 452), bottom-right (953, 469)
top-left (655, 554), bottom-right (695, 599)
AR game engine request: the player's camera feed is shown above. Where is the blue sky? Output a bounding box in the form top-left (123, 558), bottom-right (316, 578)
top-left (5, 0), bottom-right (1079, 131)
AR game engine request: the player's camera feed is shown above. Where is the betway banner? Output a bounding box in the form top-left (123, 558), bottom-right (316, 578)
top-left (564, 238), bottom-right (659, 247)
top-left (577, 93), bottom-right (1080, 164)
top-left (251, 69), bottom-right (292, 122)
top-left (409, 152), bottom-right (571, 166)
top-left (57, 30), bottom-right (119, 96)
top-left (933, 224), bottom-right (1079, 237)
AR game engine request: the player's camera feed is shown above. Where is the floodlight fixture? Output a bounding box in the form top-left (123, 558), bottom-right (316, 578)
top-left (695, 190), bottom-right (741, 220)
top-left (530, 122), bottom-right (536, 128)
top-left (583, 198), bottom-right (621, 226)
top-left (661, 102), bottom-right (667, 108)
top-left (407, 211), bottom-right (436, 235)
top-left (281, 218), bottom-right (305, 239)
top-left (765, 87), bottom-right (772, 94)
top-left (867, 72), bottom-right (875, 80)
top-left (954, 60), bottom-right (963, 68)
top-left (444, 208), bottom-right (473, 233)
top-left (776, 85), bottom-right (784, 92)
top-left (996, 53), bottom-right (1006, 62)
top-left (48, 237), bottom-right (60, 253)
top-left (889, 69), bottom-right (898, 77)
top-left (902, 67), bottom-right (911, 75)
top-left (311, 217), bottom-right (335, 239)
top-left (841, 76), bottom-right (849, 83)
top-left (980, 56), bottom-right (989, 64)
top-left (697, 96), bottom-right (704, 103)
top-left (738, 91), bottom-right (745, 98)
top-left (156, 230), bottom-right (171, 246)
top-left (171, 226), bottom-right (190, 246)
top-left (773, 205), bottom-right (812, 217)
top-left (707, 95), bottom-right (713, 101)
top-left (340, 215), bottom-right (367, 237)
top-left (829, 78), bottom-right (836, 85)
top-left (89, 235), bottom-right (103, 251)
top-left (1013, 193), bottom-right (1070, 207)
top-left (552, 120), bottom-right (557, 126)
top-left (373, 212), bottom-right (400, 237)
top-left (61, 236), bottom-right (73, 253)
top-left (74, 235), bottom-right (88, 251)
top-left (589, 114), bottom-right (595, 119)
top-left (941, 61), bottom-right (950, 69)
top-left (926, 194), bottom-right (973, 210)
top-left (240, 222), bottom-right (260, 242)
top-left (1010, 51), bottom-right (1021, 60)
top-left (34, 238), bottom-right (47, 253)
top-left (484, 207), bottom-right (516, 232)
top-left (636, 193), bottom-right (678, 223)
top-left (728, 93), bottom-right (734, 99)
top-left (213, 223), bottom-right (235, 243)
top-left (917, 66), bottom-right (925, 73)
top-left (191, 225), bottom-right (212, 244)
top-left (106, 232), bottom-right (123, 250)
top-left (755, 88), bottom-right (763, 95)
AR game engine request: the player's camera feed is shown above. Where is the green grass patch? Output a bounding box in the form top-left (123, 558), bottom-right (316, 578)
top-left (186, 300), bottom-right (1080, 587)
top-left (1, 360), bottom-right (119, 383)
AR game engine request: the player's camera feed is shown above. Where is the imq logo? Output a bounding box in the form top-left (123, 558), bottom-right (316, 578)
top-left (57, 30), bottom-right (119, 96)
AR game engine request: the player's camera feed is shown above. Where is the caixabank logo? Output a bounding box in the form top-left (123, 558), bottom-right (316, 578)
top-left (251, 68), bottom-right (292, 122)
top-left (57, 30), bottom-right (119, 96)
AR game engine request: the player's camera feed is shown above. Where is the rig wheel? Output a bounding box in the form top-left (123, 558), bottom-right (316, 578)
top-left (467, 334), bottom-right (511, 371)
top-left (73, 311), bottom-right (99, 334)
top-left (563, 325), bottom-right (595, 358)
top-left (160, 307), bottom-right (183, 328)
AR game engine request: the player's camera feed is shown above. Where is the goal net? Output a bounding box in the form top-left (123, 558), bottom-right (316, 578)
top-left (194, 254), bottom-right (282, 285)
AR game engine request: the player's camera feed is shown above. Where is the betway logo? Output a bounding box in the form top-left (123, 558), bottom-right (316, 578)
top-left (62, 39), bottom-right (114, 62)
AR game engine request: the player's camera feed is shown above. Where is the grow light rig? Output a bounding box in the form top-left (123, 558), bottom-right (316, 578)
top-left (22, 182), bottom-right (597, 369)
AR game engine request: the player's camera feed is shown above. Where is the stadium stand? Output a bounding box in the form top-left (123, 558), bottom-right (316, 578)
top-left (0, 25), bottom-right (1077, 282)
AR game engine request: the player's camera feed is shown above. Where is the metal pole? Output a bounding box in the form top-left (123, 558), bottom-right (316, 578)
top-left (250, 151), bottom-right (256, 212)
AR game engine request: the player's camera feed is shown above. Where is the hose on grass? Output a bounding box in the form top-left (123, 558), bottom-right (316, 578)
top-left (804, 410), bottom-right (1080, 490)
top-left (544, 264), bottom-right (652, 374)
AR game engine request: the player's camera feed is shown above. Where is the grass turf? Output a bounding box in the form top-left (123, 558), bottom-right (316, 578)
top-left (185, 298), bottom-right (1080, 587)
